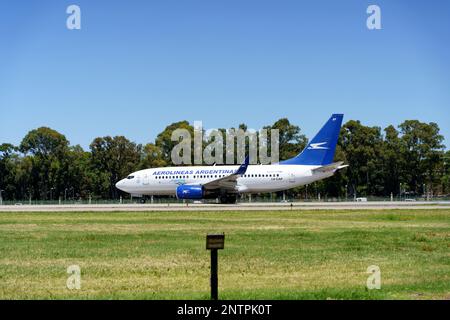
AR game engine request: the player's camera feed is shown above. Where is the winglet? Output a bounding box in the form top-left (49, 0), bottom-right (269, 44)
top-left (235, 156), bottom-right (250, 175)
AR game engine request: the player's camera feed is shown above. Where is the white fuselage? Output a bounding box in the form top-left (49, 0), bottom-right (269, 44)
top-left (116, 164), bottom-right (334, 196)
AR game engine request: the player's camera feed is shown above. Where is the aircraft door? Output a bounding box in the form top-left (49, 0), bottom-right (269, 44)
top-left (143, 174), bottom-right (149, 185)
top-left (289, 173), bottom-right (295, 183)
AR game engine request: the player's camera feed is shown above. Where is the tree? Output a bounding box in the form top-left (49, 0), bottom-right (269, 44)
top-left (155, 121), bottom-right (194, 165)
top-left (314, 144), bottom-right (349, 199)
top-left (0, 144), bottom-right (18, 200)
top-left (339, 120), bottom-right (384, 197)
top-left (398, 120), bottom-right (445, 195)
top-left (0, 118), bottom-right (447, 201)
top-left (13, 155), bottom-right (33, 201)
top-left (264, 118), bottom-right (307, 162)
top-left (19, 127), bottom-right (69, 158)
top-left (62, 145), bottom-right (93, 200)
top-left (140, 143), bottom-right (167, 169)
top-left (381, 125), bottom-right (405, 196)
top-left (90, 136), bottom-right (142, 199)
top-left (442, 151), bottom-right (450, 194)
top-left (19, 127), bottom-right (70, 200)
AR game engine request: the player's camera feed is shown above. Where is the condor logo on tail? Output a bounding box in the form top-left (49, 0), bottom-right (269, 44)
top-left (307, 142), bottom-right (329, 150)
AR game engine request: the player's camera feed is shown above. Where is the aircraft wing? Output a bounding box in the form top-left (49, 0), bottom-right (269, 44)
top-left (312, 161), bottom-right (348, 174)
top-left (201, 156), bottom-right (249, 191)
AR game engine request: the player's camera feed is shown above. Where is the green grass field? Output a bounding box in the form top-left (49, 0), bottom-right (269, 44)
top-left (0, 209), bottom-right (449, 300)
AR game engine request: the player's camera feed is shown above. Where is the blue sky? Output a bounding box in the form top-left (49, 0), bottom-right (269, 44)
top-left (0, 0), bottom-right (449, 149)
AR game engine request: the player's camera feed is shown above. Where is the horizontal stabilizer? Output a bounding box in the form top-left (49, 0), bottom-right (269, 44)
top-left (312, 161), bottom-right (348, 174)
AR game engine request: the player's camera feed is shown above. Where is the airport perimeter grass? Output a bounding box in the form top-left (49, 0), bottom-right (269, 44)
top-left (0, 209), bottom-right (449, 300)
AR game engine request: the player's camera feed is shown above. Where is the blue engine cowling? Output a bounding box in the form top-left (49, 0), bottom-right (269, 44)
top-left (176, 185), bottom-right (204, 200)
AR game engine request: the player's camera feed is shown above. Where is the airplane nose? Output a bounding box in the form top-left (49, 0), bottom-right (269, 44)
top-left (115, 179), bottom-right (125, 191)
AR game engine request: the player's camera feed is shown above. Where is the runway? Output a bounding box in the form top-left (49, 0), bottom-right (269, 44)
top-left (0, 201), bottom-right (449, 212)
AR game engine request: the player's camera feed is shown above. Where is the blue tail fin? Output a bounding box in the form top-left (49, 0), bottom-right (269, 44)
top-left (280, 114), bottom-right (343, 166)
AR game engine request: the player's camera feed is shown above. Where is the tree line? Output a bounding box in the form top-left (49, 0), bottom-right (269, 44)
top-left (1, 118), bottom-right (449, 201)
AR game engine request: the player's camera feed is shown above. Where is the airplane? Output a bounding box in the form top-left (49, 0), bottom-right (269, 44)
top-left (115, 114), bottom-right (348, 203)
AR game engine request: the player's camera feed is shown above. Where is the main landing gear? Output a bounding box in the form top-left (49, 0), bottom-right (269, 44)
top-left (219, 194), bottom-right (237, 204)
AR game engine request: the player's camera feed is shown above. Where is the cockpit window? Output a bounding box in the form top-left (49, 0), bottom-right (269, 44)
top-left (127, 175), bottom-right (135, 179)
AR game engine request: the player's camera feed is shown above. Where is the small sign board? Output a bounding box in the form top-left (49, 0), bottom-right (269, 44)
top-left (206, 234), bottom-right (225, 250)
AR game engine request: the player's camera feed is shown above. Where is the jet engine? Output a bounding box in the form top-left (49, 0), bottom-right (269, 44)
top-left (176, 185), bottom-right (204, 199)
